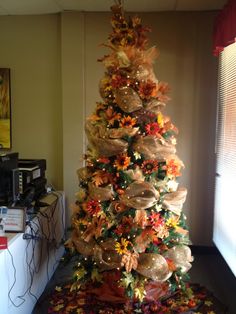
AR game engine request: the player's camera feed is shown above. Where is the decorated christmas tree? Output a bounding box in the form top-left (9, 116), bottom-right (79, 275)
top-left (64, 2), bottom-right (193, 312)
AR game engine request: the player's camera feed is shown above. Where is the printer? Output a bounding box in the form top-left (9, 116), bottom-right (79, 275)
top-left (18, 159), bottom-right (47, 201)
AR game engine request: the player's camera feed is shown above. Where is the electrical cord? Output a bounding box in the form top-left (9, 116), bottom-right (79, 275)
top-left (13, 234), bottom-right (38, 304)
top-left (36, 193), bottom-right (65, 279)
top-left (28, 221), bottom-right (43, 274)
top-left (28, 219), bottom-right (43, 274)
top-left (25, 230), bottom-right (38, 303)
top-left (7, 248), bottom-right (26, 307)
top-left (51, 191), bottom-right (66, 241)
top-left (7, 235), bottom-right (38, 307)
top-left (7, 192), bottom-right (65, 309)
top-left (50, 191), bottom-right (67, 271)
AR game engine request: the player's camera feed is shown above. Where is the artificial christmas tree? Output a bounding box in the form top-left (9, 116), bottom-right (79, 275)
top-left (60, 2), bottom-right (194, 312)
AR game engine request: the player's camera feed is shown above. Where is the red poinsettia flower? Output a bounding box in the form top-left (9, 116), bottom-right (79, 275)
top-left (114, 153), bottom-right (131, 170)
top-left (139, 79), bottom-right (158, 99)
top-left (145, 122), bottom-right (160, 135)
top-left (141, 159), bottom-right (158, 174)
top-left (86, 199), bottom-right (102, 215)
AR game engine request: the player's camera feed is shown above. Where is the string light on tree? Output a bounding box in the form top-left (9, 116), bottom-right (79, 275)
top-left (62, 0), bottom-right (193, 312)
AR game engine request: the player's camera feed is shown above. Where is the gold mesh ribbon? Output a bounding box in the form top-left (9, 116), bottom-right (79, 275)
top-left (114, 87), bottom-right (143, 113)
top-left (120, 181), bottom-right (159, 210)
top-left (164, 245), bottom-right (193, 273)
top-left (71, 229), bottom-right (193, 282)
top-left (162, 187), bottom-right (187, 215)
top-left (145, 99), bottom-right (166, 114)
top-left (71, 231), bottom-right (96, 256)
top-left (132, 135), bottom-right (176, 160)
top-left (108, 127), bottom-right (139, 138)
top-left (85, 120), bottom-right (128, 157)
top-left (88, 183), bottom-right (114, 201)
top-left (136, 253), bottom-right (171, 282)
top-left (94, 246), bottom-right (121, 271)
top-left (124, 168), bottom-right (144, 181)
top-left (77, 167), bottom-right (91, 181)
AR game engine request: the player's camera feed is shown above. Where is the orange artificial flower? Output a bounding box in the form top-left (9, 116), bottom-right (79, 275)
top-left (96, 102), bottom-right (106, 111)
top-left (166, 258), bottom-right (177, 271)
top-left (145, 122), bottom-right (160, 135)
top-left (114, 153), bottom-right (131, 170)
top-left (87, 114), bottom-right (101, 122)
top-left (97, 157), bottom-right (110, 164)
top-left (119, 116), bottom-right (137, 128)
top-left (156, 81), bottom-right (170, 103)
top-left (134, 209), bottom-right (148, 229)
top-left (165, 159), bottom-right (181, 177)
top-left (82, 216), bottom-right (108, 241)
top-left (121, 251), bottom-right (139, 273)
top-left (114, 201), bottom-right (127, 212)
top-left (114, 216), bottom-right (133, 235)
top-left (139, 79), bottom-right (158, 99)
top-left (95, 102), bottom-right (107, 116)
top-left (149, 212), bottom-right (163, 228)
top-left (161, 117), bottom-right (178, 135)
top-left (111, 74), bottom-right (127, 88)
top-left (92, 170), bottom-right (112, 187)
top-left (141, 159), bottom-right (158, 174)
top-left (116, 188), bottom-right (125, 195)
top-left (132, 16), bottom-right (142, 28)
top-left (135, 227), bottom-right (157, 253)
top-left (105, 106), bottom-right (121, 125)
top-left (86, 199), bottom-right (102, 215)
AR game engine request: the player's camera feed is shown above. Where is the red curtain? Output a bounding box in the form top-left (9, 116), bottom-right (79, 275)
top-left (213, 0), bottom-right (236, 56)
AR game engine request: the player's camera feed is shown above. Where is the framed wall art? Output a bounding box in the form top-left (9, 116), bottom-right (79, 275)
top-left (0, 68), bottom-right (11, 149)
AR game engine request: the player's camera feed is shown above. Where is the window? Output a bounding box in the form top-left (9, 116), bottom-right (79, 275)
top-left (214, 42), bottom-right (236, 277)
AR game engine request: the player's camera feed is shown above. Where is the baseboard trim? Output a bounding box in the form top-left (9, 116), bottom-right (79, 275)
top-left (190, 245), bottom-right (219, 255)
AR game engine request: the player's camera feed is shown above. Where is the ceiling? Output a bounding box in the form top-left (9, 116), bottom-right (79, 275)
top-left (0, 0), bottom-right (227, 15)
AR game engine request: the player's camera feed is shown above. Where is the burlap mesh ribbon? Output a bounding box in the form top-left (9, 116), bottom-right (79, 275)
top-left (164, 245), bottom-right (193, 273)
top-left (114, 86), bottom-right (143, 113)
top-left (108, 127), bottom-right (139, 138)
top-left (132, 135), bottom-right (176, 160)
top-left (120, 181), bottom-right (159, 210)
top-left (77, 167), bottom-right (91, 181)
top-left (136, 253), bottom-right (171, 281)
top-left (162, 187), bottom-right (187, 216)
top-left (85, 120), bottom-right (128, 157)
top-left (71, 230), bottom-right (192, 282)
top-left (145, 99), bottom-right (166, 114)
top-left (88, 183), bottom-right (114, 201)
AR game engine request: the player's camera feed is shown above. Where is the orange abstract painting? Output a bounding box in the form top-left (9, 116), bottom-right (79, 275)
top-left (0, 68), bottom-right (11, 149)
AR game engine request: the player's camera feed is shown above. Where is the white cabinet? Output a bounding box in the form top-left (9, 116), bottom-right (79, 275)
top-left (0, 192), bottom-right (65, 314)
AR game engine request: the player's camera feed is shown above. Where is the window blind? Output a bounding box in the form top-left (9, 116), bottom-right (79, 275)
top-left (214, 42), bottom-right (236, 277)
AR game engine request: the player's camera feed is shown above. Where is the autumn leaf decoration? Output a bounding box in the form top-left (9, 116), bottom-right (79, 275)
top-left (121, 251), bottom-right (139, 273)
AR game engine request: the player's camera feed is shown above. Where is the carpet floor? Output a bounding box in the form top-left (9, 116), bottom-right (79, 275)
top-left (33, 247), bottom-right (236, 314)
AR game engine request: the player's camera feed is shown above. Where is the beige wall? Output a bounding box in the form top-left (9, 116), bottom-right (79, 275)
top-left (0, 14), bottom-right (63, 190)
top-left (0, 11), bottom-right (218, 245)
top-left (61, 12), bottom-right (85, 224)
